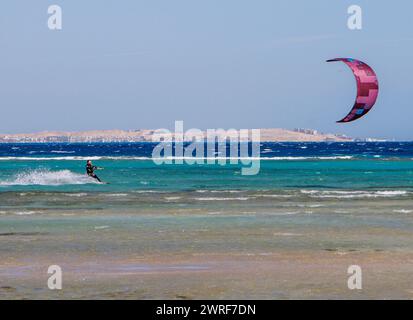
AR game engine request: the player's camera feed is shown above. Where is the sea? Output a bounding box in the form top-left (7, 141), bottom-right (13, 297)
top-left (1, 142), bottom-right (413, 299)
top-left (0, 141), bottom-right (412, 193)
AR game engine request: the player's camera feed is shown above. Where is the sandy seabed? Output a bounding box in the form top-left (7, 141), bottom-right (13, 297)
top-left (1, 210), bottom-right (413, 300)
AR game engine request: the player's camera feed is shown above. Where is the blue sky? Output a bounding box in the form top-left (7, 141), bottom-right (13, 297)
top-left (0, 1), bottom-right (412, 139)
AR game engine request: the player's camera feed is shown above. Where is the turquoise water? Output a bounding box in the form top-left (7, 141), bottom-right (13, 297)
top-left (1, 143), bottom-right (413, 298)
top-left (0, 142), bottom-right (412, 213)
top-left (0, 142), bottom-right (411, 218)
top-left (1, 158), bottom-right (413, 192)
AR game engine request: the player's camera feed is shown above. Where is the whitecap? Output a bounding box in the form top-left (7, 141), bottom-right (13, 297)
top-left (393, 209), bottom-right (413, 214)
top-left (194, 197), bottom-right (250, 201)
top-left (13, 211), bottom-right (38, 215)
top-left (273, 232), bottom-right (303, 237)
top-left (63, 193), bottom-right (88, 197)
top-left (94, 226), bottom-right (110, 230)
top-left (254, 194), bottom-right (294, 198)
top-left (50, 150), bottom-right (76, 154)
top-left (301, 190), bottom-right (408, 199)
top-left (164, 197), bottom-right (182, 200)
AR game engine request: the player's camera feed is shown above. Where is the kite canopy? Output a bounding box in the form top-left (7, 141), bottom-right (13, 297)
top-left (327, 58), bottom-right (379, 123)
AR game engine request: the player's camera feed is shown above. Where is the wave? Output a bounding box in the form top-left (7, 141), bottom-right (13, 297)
top-left (13, 211), bottom-right (39, 215)
top-left (260, 156), bottom-right (354, 160)
top-left (253, 194), bottom-right (295, 198)
top-left (94, 225), bottom-right (110, 230)
top-left (132, 190), bottom-right (167, 194)
top-left (0, 155), bottom-right (354, 161)
top-left (50, 150), bottom-right (76, 154)
top-left (393, 209), bottom-right (413, 214)
top-left (62, 193), bottom-right (88, 197)
top-left (301, 190), bottom-right (409, 199)
top-left (273, 232), bottom-right (303, 237)
top-left (194, 197), bottom-right (251, 201)
top-left (195, 189), bottom-right (247, 193)
top-left (0, 156), bottom-right (118, 161)
top-left (0, 169), bottom-right (99, 186)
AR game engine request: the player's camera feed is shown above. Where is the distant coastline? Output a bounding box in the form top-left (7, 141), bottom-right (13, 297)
top-left (0, 128), bottom-right (380, 143)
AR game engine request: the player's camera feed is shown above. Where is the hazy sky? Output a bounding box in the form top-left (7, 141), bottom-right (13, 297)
top-left (1, 1), bottom-right (412, 139)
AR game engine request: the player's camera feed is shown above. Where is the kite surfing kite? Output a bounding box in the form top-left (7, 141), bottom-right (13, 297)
top-left (327, 58), bottom-right (379, 123)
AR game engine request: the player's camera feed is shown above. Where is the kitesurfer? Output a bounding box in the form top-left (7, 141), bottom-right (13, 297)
top-left (86, 160), bottom-right (103, 182)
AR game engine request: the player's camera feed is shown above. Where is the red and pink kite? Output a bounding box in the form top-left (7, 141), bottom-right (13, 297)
top-left (327, 58), bottom-right (379, 123)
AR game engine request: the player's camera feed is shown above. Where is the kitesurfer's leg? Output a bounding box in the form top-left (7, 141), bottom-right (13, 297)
top-left (93, 174), bottom-right (102, 182)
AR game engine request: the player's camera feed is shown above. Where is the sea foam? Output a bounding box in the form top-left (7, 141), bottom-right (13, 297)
top-left (0, 169), bottom-right (98, 186)
top-left (300, 190), bottom-right (409, 199)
